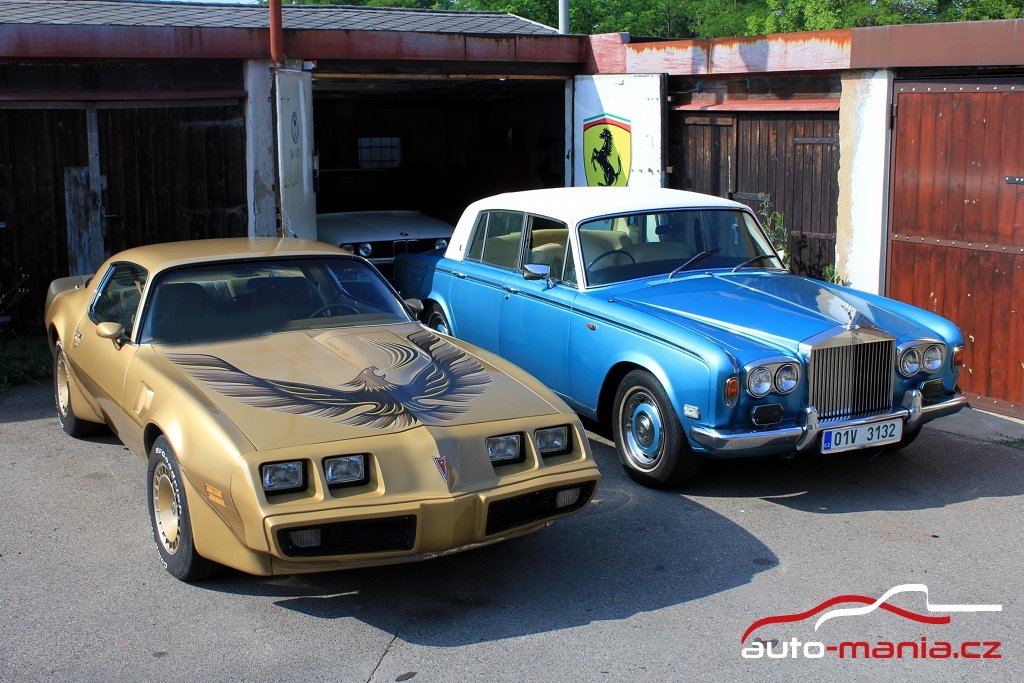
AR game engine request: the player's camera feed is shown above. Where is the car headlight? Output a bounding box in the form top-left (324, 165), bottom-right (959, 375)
top-left (324, 454), bottom-right (366, 487)
top-left (341, 243), bottom-right (355, 253)
top-left (899, 347), bottom-right (922, 376)
top-left (261, 461), bottom-right (305, 493)
top-left (357, 242), bottom-right (373, 258)
top-left (923, 344), bottom-right (944, 373)
top-left (535, 426), bottom-right (571, 456)
top-left (486, 434), bottom-right (523, 463)
top-left (774, 363), bottom-right (800, 394)
top-left (434, 238), bottom-right (449, 250)
top-left (747, 367), bottom-right (773, 398)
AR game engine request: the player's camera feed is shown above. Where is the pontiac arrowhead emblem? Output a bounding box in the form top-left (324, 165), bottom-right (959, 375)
top-left (433, 456), bottom-right (448, 483)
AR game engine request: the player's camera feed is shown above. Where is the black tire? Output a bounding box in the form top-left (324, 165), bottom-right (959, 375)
top-left (147, 436), bottom-right (220, 581)
top-left (53, 340), bottom-right (101, 437)
top-left (612, 370), bottom-right (702, 488)
top-left (424, 304), bottom-right (451, 336)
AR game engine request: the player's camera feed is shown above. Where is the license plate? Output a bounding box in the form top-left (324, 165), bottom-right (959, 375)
top-left (821, 418), bottom-right (903, 453)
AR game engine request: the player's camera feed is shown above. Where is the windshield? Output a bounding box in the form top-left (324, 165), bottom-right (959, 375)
top-left (139, 257), bottom-right (411, 345)
top-left (579, 208), bottom-right (783, 286)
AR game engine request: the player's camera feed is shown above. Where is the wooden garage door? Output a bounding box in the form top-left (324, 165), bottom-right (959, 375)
top-left (670, 110), bottom-right (840, 279)
top-left (888, 80), bottom-right (1024, 419)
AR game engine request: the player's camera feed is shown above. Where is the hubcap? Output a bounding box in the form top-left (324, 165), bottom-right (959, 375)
top-left (621, 389), bottom-right (664, 470)
top-left (56, 352), bottom-right (71, 417)
top-left (430, 314), bottom-right (449, 335)
top-left (152, 462), bottom-right (180, 554)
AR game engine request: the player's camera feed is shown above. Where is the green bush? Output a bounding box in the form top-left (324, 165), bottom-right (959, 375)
top-left (0, 337), bottom-right (52, 393)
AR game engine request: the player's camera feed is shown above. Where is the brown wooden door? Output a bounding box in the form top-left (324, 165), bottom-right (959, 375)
top-left (669, 110), bottom-right (839, 279)
top-left (888, 81), bottom-right (1024, 419)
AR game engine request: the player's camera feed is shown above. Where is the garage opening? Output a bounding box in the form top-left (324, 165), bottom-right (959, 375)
top-left (311, 76), bottom-right (568, 226)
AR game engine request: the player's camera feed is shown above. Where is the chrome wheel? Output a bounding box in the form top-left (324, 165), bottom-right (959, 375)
top-left (426, 305), bottom-right (450, 335)
top-left (611, 369), bottom-right (702, 488)
top-left (55, 350), bottom-right (71, 420)
top-left (152, 461), bottom-right (180, 555)
top-left (619, 388), bottom-right (664, 470)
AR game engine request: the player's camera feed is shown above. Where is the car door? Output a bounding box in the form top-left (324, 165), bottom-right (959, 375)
top-left (445, 210), bottom-right (525, 353)
top-left (498, 215), bottom-right (575, 396)
top-left (68, 262), bottom-right (147, 438)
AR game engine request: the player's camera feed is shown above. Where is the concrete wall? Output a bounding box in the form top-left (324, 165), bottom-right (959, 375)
top-left (836, 70), bottom-right (893, 295)
top-left (244, 60), bottom-right (279, 238)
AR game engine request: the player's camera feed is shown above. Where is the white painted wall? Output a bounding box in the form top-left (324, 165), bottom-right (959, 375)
top-left (571, 74), bottom-right (665, 188)
top-left (836, 70), bottom-right (893, 295)
top-left (244, 61), bottom-right (279, 237)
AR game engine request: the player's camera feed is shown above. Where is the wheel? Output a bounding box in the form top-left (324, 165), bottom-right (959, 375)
top-left (424, 304), bottom-right (451, 335)
top-left (612, 370), bottom-right (702, 488)
top-left (587, 249), bottom-right (636, 271)
top-left (147, 436), bottom-right (220, 581)
top-left (883, 424), bottom-right (922, 454)
top-left (53, 340), bottom-right (101, 437)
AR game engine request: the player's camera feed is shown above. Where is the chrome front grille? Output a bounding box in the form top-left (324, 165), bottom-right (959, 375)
top-left (809, 334), bottom-right (894, 421)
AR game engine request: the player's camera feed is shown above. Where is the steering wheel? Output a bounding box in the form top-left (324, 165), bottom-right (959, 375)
top-left (587, 249), bottom-right (636, 270)
top-left (309, 302), bottom-right (359, 318)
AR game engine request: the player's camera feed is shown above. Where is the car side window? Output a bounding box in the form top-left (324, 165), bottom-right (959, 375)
top-left (524, 215), bottom-right (574, 285)
top-left (90, 263), bottom-right (148, 334)
top-left (466, 211), bottom-right (525, 270)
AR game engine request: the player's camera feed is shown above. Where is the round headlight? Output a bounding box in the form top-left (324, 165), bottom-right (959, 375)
top-left (923, 344), bottom-right (944, 373)
top-left (774, 363), bottom-right (799, 394)
top-left (434, 238), bottom-right (449, 250)
top-left (340, 243), bottom-right (355, 253)
top-left (357, 242), bottom-right (373, 258)
top-left (747, 367), bottom-right (773, 398)
top-left (900, 348), bottom-right (922, 376)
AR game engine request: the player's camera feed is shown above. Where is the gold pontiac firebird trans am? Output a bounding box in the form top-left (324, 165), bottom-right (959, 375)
top-left (44, 238), bottom-right (600, 581)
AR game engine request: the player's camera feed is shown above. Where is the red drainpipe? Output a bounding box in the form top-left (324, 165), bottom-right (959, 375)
top-left (269, 0), bottom-right (284, 66)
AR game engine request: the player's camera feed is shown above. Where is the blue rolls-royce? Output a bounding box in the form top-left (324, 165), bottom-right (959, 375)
top-left (394, 187), bottom-right (967, 488)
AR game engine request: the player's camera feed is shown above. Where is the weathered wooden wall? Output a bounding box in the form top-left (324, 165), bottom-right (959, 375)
top-left (888, 82), bottom-right (1024, 419)
top-left (669, 110), bottom-right (840, 279)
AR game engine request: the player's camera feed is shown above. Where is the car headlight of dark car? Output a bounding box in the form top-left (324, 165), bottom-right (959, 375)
top-left (486, 434), bottom-right (523, 463)
top-left (324, 454), bottom-right (367, 487)
top-left (261, 461), bottom-right (305, 493)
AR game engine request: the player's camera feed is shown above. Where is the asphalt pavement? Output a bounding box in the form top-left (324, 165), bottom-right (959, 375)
top-left (1, 379), bottom-right (1022, 683)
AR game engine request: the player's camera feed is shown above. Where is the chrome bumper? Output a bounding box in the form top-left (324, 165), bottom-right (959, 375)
top-left (689, 389), bottom-right (968, 453)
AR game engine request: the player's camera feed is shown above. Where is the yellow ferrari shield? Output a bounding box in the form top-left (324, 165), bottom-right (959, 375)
top-left (583, 114), bottom-right (631, 187)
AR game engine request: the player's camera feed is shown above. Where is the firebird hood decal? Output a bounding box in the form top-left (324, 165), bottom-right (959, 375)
top-left (166, 330), bottom-right (490, 430)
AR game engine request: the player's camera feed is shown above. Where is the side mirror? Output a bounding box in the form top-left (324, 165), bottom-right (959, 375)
top-left (404, 298), bottom-right (424, 316)
top-left (96, 321), bottom-right (126, 349)
top-left (523, 263), bottom-right (551, 282)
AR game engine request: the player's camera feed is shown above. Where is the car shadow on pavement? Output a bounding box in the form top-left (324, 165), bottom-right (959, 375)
top-left (206, 446), bottom-right (777, 646)
top-left (686, 424), bottom-right (1024, 514)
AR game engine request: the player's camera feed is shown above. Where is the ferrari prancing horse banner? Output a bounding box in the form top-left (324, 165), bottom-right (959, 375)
top-left (582, 113), bottom-right (631, 187)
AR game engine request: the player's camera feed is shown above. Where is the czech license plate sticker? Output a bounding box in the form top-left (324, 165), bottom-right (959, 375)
top-left (821, 418), bottom-right (903, 453)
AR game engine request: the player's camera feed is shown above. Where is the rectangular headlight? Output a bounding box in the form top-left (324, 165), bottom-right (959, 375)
top-left (324, 454), bottom-right (367, 487)
top-left (486, 433), bottom-right (523, 463)
top-left (261, 461), bottom-right (305, 493)
top-left (535, 426), bottom-right (571, 456)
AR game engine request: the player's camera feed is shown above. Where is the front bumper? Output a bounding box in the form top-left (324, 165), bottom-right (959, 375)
top-left (689, 389), bottom-right (968, 454)
top-left (263, 469), bottom-right (599, 575)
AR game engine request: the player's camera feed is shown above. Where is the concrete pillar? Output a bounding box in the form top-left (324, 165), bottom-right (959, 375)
top-left (244, 60), bottom-right (279, 238)
top-left (836, 69), bottom-right (893, 295)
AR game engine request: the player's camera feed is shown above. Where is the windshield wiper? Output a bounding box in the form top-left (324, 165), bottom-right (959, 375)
top-left (730, 254), bottom-right (777, 272)
top-left (668, 248), bottom-right (722, 278)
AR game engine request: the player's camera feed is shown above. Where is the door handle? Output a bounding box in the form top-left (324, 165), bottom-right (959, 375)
top-left (503, 286), bottom-right (519, 294)
top-left (453, 271), bottom-right (467, 279)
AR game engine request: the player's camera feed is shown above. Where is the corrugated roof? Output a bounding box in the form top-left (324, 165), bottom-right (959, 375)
top-left (0, 0), bottom-right (558, 35)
